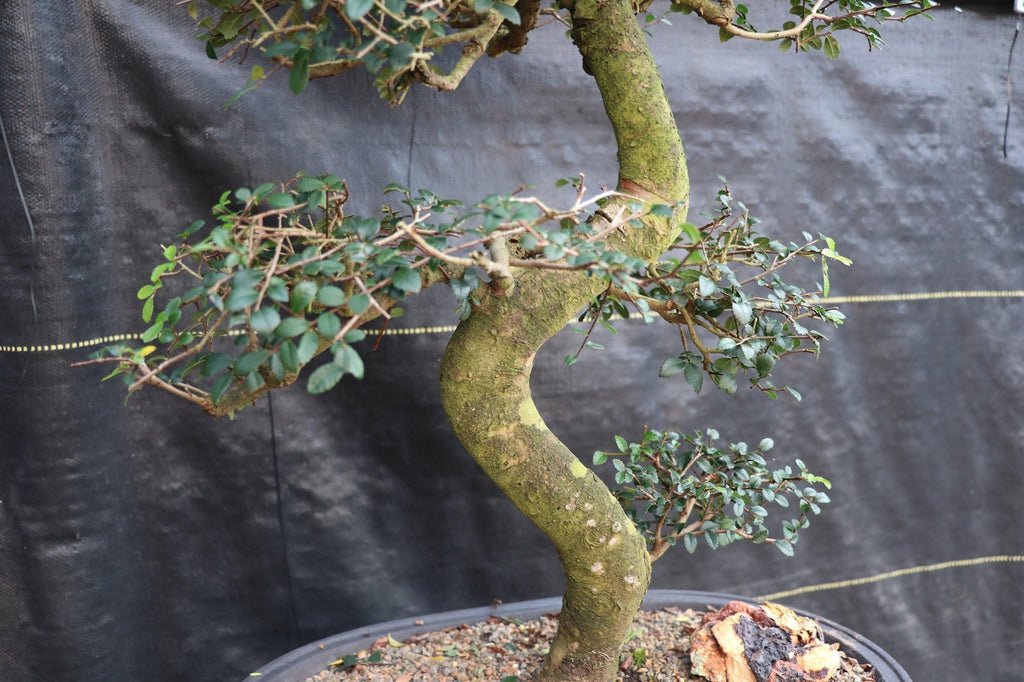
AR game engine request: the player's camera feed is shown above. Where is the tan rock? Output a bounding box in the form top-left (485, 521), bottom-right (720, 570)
top-left (711, 614), bottom-right (757, 682)
top-left (762, 602), bottom-right (821, 645)
top-left (691, 623), bottom-right (728, 682)
top-left (796, 643), bottom-right (842, 679)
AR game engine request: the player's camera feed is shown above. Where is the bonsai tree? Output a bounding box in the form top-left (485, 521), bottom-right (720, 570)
top-left (81, 1), bottom-right (934, 679)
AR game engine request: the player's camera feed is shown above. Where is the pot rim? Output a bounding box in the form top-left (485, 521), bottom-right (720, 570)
top-left (247, 589), bottom-right (910, 681)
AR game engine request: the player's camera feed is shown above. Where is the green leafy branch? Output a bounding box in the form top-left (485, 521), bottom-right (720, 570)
top-left (571, 182), bottom-right (852, 402)
top-left (671, 0), bottom-right (937, 57)
top-left (77, 172), bottom-right (847, 419)
top-left (594, 428), bottom-right (831, 561)
top-left (73, 174), bottom-right (673, 413)
top-left (188, 0), bottom-right (531, 103)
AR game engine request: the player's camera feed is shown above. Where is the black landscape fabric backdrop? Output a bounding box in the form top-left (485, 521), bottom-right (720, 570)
top-left (1, 2), bottom-right (1022, 681)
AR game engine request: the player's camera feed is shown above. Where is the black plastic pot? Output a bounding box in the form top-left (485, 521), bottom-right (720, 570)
top-left (247, 589), bottom-right (911, 681)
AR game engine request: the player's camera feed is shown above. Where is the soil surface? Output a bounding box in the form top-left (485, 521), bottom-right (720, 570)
top-left (306, 607), bottom-right (877, 682)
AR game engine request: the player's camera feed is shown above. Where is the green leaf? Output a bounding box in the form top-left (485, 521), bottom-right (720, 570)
top-left (698, 275), bottom-right (717, 297)
top-left (141, 321), bottom-right (163, 343)
top-left (289, 50), bottom-right (310, 94)
top-left (141, 297), bottom-right (155, 323)
top-left (823, 34), bottom-right (840, 60)
top-left (347, 293), bottom-right (370, 316)
top-left (775, 539), bottom-right (795, 557)
top-left (805, 473), bottom-right (832, 489)
top-left (683, 362), bottom-right (704, 393)
top-left (755, 353), bottom-right (776, 377)
top-left (659, 356), bottom-right (687, 378)
top-left (276, 317), bottom-right (309, 338)
top-left (387, 42), bottom-right (415, 69)
top-left (226, 285), bottom-right (258, 312)
top-left (253, 182), bottom-right (276, 199)
top-left (592, 451), bottom-right (608, 466)
top-left (822, 248), bottom-right (853, 266)
top-left (306, 189), bottom-right (326, 209)
top-left (245, 370), bottom-right (265, 391)
top-left (297, 330), bottom-right (320, 364)
top-left (180, 219), bottom-right (205, 239)
top-left (683, 534), bottom-right (698, 554)
top-left (758, 438), bottom-right (774, 452)
top-left (614, 435), bottom-right (628, 452)
top-left (344, 330), bottom-right (366, 343)
top-left (786, 386), bottom-right (802, 402)
top-left (334, 345), bottom-right (364, 379)
top-left (210, 373), bottom-right (232, 403)
top-left (234, 350), bottom-right (269, 376)
top-left (391, 267), bottom-right (421, 294)
top-left (681, 222), bottom-right (702, 244)
top-left (202, 352), bottom-right (233, 377)
top-left (317, 313), bottom-right (342, 340)
top-left (716, 373), bottom-right (738, 395)
top-left (278, 340), bottom-right (300, 372)
top-left (345, 0), bottom-right (374, 21)
top-left (492, 3), bottom-right (520, 25)
top-left (732, 301), bottom-right (753, 326)
top-left (137, 285), bottom-right (155, 300)
top-left (264, 192), bottom-right (296, 209)
top-left (266, 278), bottom-right (289, 303)
top-left (250, 308), bottom-right (281, 335)
top-left (205, 40), bottom-right (217, 60)
top-left (150, 262), bottom-right (172, 283)
top-left (307, 362), bottom-right (344, 394)
top-left (290, 281), bottom-right (318, 312)
top-left (295, 177), bottom-right (324, 193)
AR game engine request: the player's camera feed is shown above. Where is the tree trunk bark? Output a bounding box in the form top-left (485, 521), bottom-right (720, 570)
top-left (439, 1), bottom-right (689, 679)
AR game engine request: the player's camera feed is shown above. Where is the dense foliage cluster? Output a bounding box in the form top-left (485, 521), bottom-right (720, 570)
top-left (191, 0), bottom-right (936, 104)
top-left (193, 0), bottom-right (534, 103)
top-left (574, 184), bottom-right (851, 402)
top-left (88, 175), bottom-right (847, 426)
top-left (595, 428), bottom-right (832, 559)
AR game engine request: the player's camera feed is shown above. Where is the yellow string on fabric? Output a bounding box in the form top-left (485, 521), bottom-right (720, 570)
top-left (755, 555), bottom-right (1024, 601)
top-left (3, 289), bottom-right (1022, 353)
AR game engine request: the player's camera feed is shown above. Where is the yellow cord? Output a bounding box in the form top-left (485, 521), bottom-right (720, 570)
top-left (3, 289), bottom-right (1022, 353)
top-left (822, 290), bottom-right (1024, 304)
top-left (755, 554), bottom-right (1024, 602)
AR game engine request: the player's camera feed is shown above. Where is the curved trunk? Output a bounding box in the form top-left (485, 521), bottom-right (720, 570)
top-left (439, 1), bottom-right (689, 680)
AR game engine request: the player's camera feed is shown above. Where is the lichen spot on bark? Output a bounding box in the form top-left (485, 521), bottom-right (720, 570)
top-left (591, 561), bottom-right (604, 574)
top-left (518, 399), bottom-right (545, 429)
top-left (569, 460), bottom-right (588, 478)
top-left (623, 574), bottom-right (640, 589)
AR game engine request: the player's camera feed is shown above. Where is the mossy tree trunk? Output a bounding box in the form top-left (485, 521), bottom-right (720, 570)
top-left (439, 1), bottom-right (689, 679)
